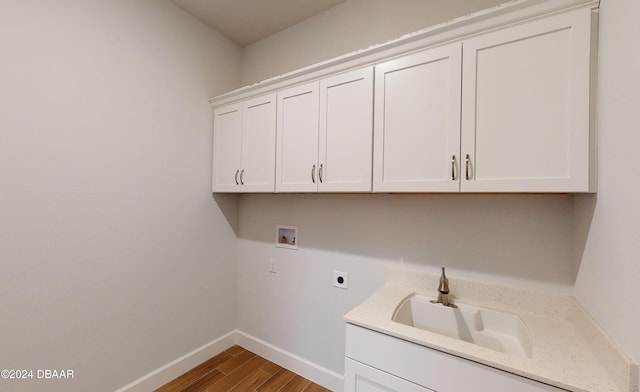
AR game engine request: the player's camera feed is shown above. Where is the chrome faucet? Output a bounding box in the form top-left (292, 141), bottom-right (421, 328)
top-left (431, 267), bottom-right (457, 308)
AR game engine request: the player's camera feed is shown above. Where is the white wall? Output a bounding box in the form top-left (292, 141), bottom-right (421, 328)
top-left (237, 194), bottom-right (575, 375)
top-left (573, 0), bottom-right (640, 364)
top-left (0, 1), bottom-right (241, 391)
top-left (241, 0), bottom-right (506, 84)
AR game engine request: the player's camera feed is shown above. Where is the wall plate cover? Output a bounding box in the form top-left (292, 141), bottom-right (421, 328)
top-left (334, 271), bottom-right (349, 289)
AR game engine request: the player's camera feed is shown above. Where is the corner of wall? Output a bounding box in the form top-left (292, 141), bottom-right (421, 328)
top-left (114, 332), bottom-right (236, 392)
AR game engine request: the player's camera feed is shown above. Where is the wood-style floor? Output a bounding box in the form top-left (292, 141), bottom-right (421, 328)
top-left (155, 345), bottom-right (331, 392)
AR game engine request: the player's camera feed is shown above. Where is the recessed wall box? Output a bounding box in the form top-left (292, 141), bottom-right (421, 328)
top-left (275, 225), bottom-right (298, 250)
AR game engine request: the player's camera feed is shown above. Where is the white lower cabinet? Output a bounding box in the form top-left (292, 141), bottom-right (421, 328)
top-left (345, 324), bottom-right (565, 392)
top-left (345, 358), bottom-right (434, 392)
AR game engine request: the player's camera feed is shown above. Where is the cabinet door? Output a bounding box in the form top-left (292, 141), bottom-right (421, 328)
top-left (461, 8), bottom-right (594, 192)
top-left (276, 82), bottom-right (320, 192)
top-left (373, 43), bottom-right (462, 192)
top-left (212, 103), bottom-right (242, 192)
top-left (319, 68), bottom-right (374, 192)
top-left (345, 358), bottom-right (434, 392)
top-left (240, 94), bottom-right (277, 192)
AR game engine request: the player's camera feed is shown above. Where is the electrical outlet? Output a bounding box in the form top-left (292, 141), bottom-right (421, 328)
top-left (269, 258), bottom-right (277, 273)
top-left (334, 271), bottom-right (349, 289)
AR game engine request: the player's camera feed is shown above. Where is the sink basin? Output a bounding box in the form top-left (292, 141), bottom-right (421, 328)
top-left (392, 294), bottom-right (532, 358)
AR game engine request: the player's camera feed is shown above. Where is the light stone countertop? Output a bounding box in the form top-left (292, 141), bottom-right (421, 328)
top-left (344, 268), bottom-right (639, 392)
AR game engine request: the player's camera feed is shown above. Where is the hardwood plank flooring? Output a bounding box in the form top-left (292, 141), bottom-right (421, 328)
top-left (155, 346), bottom-right (331, 392)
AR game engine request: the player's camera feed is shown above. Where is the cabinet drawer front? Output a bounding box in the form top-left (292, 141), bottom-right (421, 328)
top-left (346, 324), bottom-right (566, 392)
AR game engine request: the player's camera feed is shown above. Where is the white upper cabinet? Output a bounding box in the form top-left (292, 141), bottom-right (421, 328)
top-left (460, 8), bottom-right (595, 192)
top-left (276, 82), bottom-right (320, 192)
top-left (212, 103), bottom-right (242, 192)
top-left (240, 94), bottom-right (277, 192)
top-left (319, 68), bottom-right (374, 192)
top-left (373, 7), bottom-right (595, 193)
top-left (212, 94), bottom-right (276, 192)
top-left (373, 43), bottom-right (462, 192)
top-left (276, 68), bottom-right (374, 192)
top-left (211, 1), bottom-right (598, 194)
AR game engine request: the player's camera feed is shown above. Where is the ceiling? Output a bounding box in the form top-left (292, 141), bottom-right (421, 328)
top-left (171, 0), bottom-right (347, 47)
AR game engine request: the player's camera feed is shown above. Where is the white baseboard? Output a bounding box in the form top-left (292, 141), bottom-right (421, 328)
top-left (114, 331), bottom-right (236, 392)
top-left (235, 330), bottom-right (344, 392)
top-left (114, 330), bottom-right (344, 392)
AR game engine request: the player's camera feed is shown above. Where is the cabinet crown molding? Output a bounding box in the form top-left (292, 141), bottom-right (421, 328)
top-left (208, 0), bottom-right (599, 108)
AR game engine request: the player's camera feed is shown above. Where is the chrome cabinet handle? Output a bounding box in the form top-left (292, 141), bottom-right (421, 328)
top-left (319, 164), bottom-right (324, 183)
top-left (240, 169), bottom-right (245, 185)
top-left (465, 154), bottom-right (471, 180)
top-left (311, 164), bottom-right (316, 184)
top-left (451, 155), bottom-right (457, 181)
top-left (235, 169), bottom-right (240, 185)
